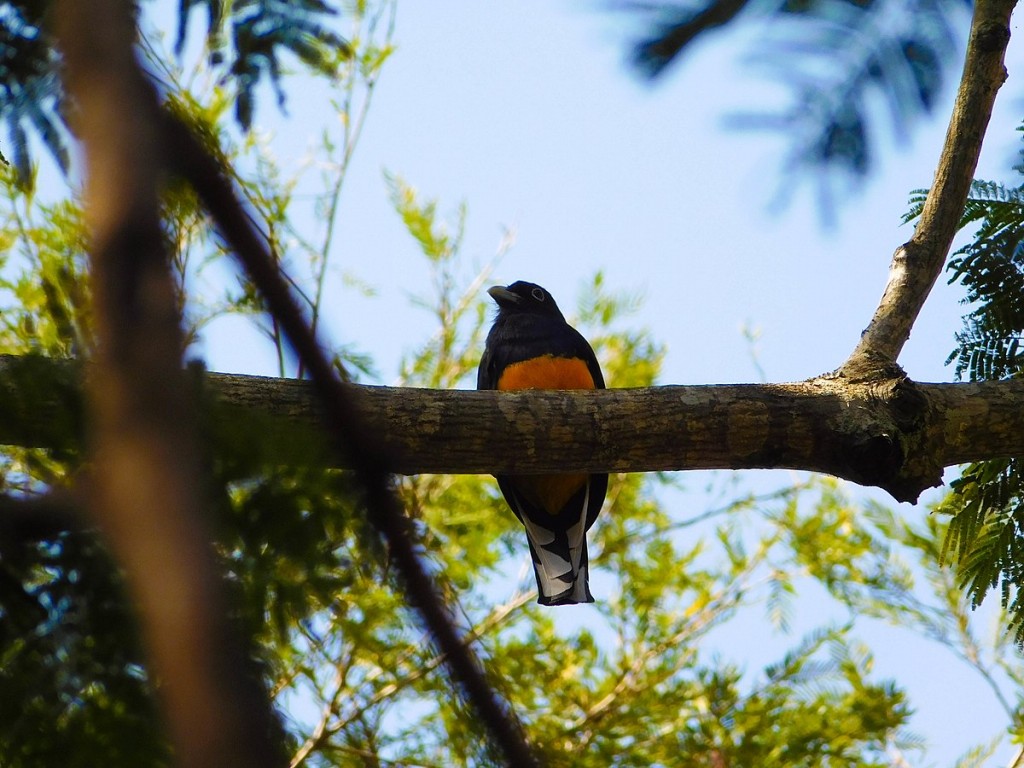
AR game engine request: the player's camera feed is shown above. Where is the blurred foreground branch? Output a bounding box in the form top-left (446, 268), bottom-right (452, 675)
top-left (160, 108), bottom-right (541, 768)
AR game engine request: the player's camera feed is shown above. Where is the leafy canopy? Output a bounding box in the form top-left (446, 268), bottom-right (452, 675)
top-left (621, 0), bottom-right (970, 209)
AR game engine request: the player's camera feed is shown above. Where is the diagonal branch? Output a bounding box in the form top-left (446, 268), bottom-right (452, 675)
top-left (840, 0), bottom-right (1017, 380)
top-left (160, 112), bottom-right (541, 767)
top-left (52, 3), bottom-right (282, 767)
top-left (289, 592), bottom-right (534, 768)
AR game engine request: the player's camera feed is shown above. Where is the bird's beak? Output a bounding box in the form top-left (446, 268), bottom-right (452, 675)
top-left (487, 285), bottom-right (520, 306)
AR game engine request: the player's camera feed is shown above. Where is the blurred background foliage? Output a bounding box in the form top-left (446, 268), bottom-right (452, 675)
top-left (619, 0), bottom-right (972, 208)
top-left (1, 0), bottom-right (1024, 766)
top-left (0, 0), bottom-right (976, 201)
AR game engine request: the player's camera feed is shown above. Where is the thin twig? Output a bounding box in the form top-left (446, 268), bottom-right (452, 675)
top-left (307, 1), bottom-right (396, 348)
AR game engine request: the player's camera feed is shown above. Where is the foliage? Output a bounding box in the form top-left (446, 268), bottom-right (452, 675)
top-left (781, 486), bottom-right (1024, 752)
top-left (620, 0), bottom-right (971, 207)
top-left (173, 0), bottom-right (352, 129)
top-left (0, 158), bottom-right (166, 763)
top-left (0, 5), bottom-right (388, 762)
top-left (0, 0), bottom-right (350, 184)
top-left (945, 178), bottom-right (1024, 382)
top-left (2, 2), bottom-right (1024, 766)
top-left (0, 2), bottom-right (67, 182)
top-left (0, 529), bottom-right (168, 768)
top-left (4, 143), bottom-right (1022, 761)
top-left (1, 0), bottom-right (979, 205)
top-left (903, 124), bottom-right (1024, 647)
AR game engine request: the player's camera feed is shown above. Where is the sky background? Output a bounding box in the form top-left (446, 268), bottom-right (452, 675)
top-left (151, 1), bottom-right (1024, 763)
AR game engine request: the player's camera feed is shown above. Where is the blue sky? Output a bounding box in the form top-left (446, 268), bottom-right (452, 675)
top-left (203, 3), bottom-right (1021, 387)
top-left (165, 1), bottom-right (1024, 762)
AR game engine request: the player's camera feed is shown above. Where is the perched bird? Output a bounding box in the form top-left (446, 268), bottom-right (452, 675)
top-left (477, 281), bottom-right (607, 605)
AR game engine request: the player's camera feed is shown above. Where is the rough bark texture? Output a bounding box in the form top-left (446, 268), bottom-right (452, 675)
top-left (8, 354), bottom-right (1024, 504)
top-left (205, 372), bottom-right (1024, 503)
top-left (842, 0), bottom-right (1015, 377)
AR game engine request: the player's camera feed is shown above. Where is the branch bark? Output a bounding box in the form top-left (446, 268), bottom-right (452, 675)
top-left (841, 0), bottom-right (1016, 379)
top-left (53, 4), bottom-right (281, 767)
top-left (197, 372), bottom-right (1024, 503)
top-left (8, 353), bottom-right (1024, 504)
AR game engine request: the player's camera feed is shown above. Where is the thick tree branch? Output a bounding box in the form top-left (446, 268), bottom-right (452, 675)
top-left (8, 353), bottom-right (1024, 505)
top-left (203, 373), bottom-right (1024, 503)
top-left (52, 4), bottom-right (281, 767)
top-left (0, 488), bottom-right (83, 540)
top-left (841, 0), bottom-right (1016, 379)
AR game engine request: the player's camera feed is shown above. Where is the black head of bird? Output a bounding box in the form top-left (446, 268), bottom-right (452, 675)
top-left (486, 281), bottom-right (567, 321)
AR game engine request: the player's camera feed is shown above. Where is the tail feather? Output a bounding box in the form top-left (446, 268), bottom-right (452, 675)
top-left (517, 482), bottom-right (594, 605)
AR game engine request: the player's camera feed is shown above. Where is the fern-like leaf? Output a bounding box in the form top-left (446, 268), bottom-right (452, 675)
top-left (0, 0), bottom-right (351, 179)
top-left (907, 124), bottom-right (1024, 644)
top-left (943, 180), bottom-right (1024, 380)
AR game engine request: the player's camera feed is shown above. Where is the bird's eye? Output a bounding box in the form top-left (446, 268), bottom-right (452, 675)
top-left (531, 287), bottom-right (545, 302)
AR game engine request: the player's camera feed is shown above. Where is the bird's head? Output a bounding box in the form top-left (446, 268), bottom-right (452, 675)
top-left (487, 281), bottom-right (566, 320)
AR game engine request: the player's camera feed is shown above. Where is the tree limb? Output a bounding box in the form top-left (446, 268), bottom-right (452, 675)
top-left (199, 371), bottom-right (1024, 502)
top-left (841, 0), bottom-right (1016, 379)
top-left (7, 353), bottom-right (1024, 504)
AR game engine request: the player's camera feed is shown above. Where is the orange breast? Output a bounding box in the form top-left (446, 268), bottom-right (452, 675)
top-left (496, 354), bottom-right (595, 391)
top-left (498, 354), bottom-right (594, 515)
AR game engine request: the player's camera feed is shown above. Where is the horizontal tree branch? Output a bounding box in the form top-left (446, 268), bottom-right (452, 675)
top-left (5, 354), bottom-right (1023, 504)
top-left (0, 488), bottom-right (84, 540)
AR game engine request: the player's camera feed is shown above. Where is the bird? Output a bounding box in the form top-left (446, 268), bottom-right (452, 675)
top-left (477, 280), bottom-right (607, 605)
